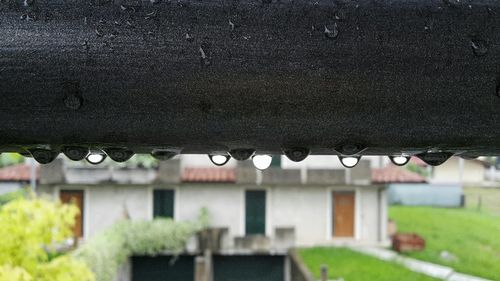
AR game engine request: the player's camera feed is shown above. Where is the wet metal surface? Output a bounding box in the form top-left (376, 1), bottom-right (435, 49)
top-left (1, 0), bottom-right (500, 156)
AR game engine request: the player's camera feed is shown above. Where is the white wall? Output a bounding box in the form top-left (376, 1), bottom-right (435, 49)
top-left (49, 184), bottom-right (386, 246)
top-left (433, 157), bottom-right (485, 184)
top-left (177, 185), bottom-right (244, 243)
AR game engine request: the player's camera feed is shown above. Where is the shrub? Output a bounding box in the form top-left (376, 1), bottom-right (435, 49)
top-left (75, 218), bottom-right (201, 281)
top-left (0, 197), bottom-right (94, 281)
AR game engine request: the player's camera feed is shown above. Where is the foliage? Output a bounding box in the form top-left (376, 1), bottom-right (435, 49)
top-left (405, 163), bottom-right (429, 177)
top-left (75, 218), bottom-right (201, 281)
top-left (0, 189), bottom-right (27, 206)
top-left (299, 247), bottom-right (438, 281)
top-left (0, 153), bottom-right (25, 168)
top-left (0, 265), bottom-right (32, 281)
top-left (0, 197), bottom-right (94, 281)
top-left (390, 206), bottom-right (500, 280)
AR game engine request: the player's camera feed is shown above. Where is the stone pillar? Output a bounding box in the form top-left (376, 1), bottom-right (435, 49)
top-left (40, 158), bottom-right (65, 185)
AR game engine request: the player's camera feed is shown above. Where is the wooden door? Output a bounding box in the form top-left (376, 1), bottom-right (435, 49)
top-left (60, 190), bottom-right (84, 238)
top-left (333, 192), bottom-right (355, 237)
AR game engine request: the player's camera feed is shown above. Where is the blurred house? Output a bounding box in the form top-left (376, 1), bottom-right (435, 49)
top-left (0, 163), bottom-right (38, 195)
top-left (37, 155), bottom-right (389, 249)
top-left (373, 163), bottom-right (465, 207)
top-left (431, 157), bottom-right (491, 185)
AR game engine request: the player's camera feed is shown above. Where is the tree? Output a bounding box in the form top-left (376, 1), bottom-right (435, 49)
top-left (0, 197), bottom-right (94, 281)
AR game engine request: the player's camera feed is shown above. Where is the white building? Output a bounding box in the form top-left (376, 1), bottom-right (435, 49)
top-left (37, 155), bottom-right (390, 250)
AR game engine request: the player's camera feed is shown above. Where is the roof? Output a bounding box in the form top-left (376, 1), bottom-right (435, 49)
top-left (409, 156), bottom-right (427, 167)
top-left (0, 163), bottom-right (39, 182)
top-left (181, 168), bottom-right (236, 183)
top-left (372, 165), bottom-right (426, 184)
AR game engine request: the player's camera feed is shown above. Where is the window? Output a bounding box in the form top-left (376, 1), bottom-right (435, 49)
top-left (245, 190), bottom-right (266, 235)
top-left (153, 189), bottom-right (175, 218)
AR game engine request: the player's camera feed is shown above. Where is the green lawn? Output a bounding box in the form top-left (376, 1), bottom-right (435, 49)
top-left (390, 206), bottom-right (500, 280)
top-left (298, 247), bottom-right (438, 281)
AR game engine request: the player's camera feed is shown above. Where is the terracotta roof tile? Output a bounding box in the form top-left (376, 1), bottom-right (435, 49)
top-left (181, 168), bottom-right (236, 183)
top-left (372, 165), bottom-right (426, 184)
top-left (0, 163), bottom-right (39, 182)
top-left (409, 156), bottom-right (428, 167)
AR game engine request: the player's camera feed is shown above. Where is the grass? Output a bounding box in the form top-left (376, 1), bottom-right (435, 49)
top-left (390, 206), bottom-right (500, 280)
top-left (298, 247), bottom-right (439, 281)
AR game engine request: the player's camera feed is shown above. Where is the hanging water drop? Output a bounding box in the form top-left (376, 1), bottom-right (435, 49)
top-left (283, 147), bottom-right (310, 162)
top-left (105, 148), bottom-right (134, 162)
top-left (151, 149), bottom-right (178, 160)
top-left (29, 148), bottom-right (59, 164)
top-left (63, 146), bottom-right (89, 161)
top-left (209, 154), bottom-right (231, 166)
top-left (229, 149), bottom-right (255, 161)
top-left (416, 152), bottom-right (453, 166)
top-left (339, 155), bottom-right (360, 168)
top-left (252, 155), bottom-right (273, 171)
top-left (86, 149), bottom-right (107, 165)
top-left (389, 155), bottom-right (410, 166)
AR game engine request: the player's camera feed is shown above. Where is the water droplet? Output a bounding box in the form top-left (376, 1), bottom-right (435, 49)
top-left (471, 40), bottom-right (488, 56)
top-left (229, 149), bottom-right (255, 161)
top-left (30, 148), bottom-right (59, 164)
top-left (63, 146), bottom-right (89, 161)
top-left (185, 33), bottom-right (193, 41)
top-left (459, 153), bottom-right (478, 160)
top-left (339, 155), bottom-right (360, 168)
top-left (252, 155), bottom-right (273, 170)
top-left (199, 46), bottom-right (211, 66)
top-left (283, 147), bottom-right (310, 162)
top-left (105, 148), bottom-right (134, 162)
top-left (151, 149), bottom-right (178, 160)
top-left (120, 5), bottom-right (127, 11)
top-left (389, 155), bottom-right (410, 166)
top-left (209, 154), bottom-right (231, 166)
top-left (416, 152), bottom-right (452, 166)
top-left (324, 23), bottom-right (338, 39)
top-left (86, 150), bottom-right (107, 165)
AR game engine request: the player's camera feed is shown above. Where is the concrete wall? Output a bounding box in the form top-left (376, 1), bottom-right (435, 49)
top-left (40, 184), bottom-right (387, 246)
top-left (0, 182), bottom-right (24, 195)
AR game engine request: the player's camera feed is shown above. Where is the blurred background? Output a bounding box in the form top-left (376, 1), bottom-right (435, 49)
top-left (0, 153), bottom-right (499, 281)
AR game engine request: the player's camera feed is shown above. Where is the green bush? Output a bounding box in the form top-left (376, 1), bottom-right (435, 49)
top-left (75, 218), bottom-right (201, 281)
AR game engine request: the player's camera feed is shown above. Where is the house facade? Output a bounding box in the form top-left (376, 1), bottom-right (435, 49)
top-left (37, 155), bottom-right (389, 249)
